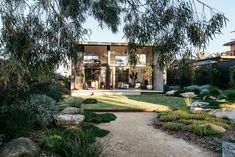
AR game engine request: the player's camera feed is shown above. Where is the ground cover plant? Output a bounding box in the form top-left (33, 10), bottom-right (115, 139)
top-left (155, 109), bottom-right (235, 152)
top-left (39, 112), bottom-right (116, 156)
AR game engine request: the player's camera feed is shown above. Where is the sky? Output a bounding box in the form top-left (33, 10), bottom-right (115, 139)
top-left (83, 0), bottom-right (235, 54)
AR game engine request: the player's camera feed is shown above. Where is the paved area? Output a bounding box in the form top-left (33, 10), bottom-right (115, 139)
top-left (97, 112), bottom-right (219, 157)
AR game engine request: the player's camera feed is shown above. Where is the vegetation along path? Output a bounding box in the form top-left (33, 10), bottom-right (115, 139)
top-left (98, 112), bottom-right (218, 157)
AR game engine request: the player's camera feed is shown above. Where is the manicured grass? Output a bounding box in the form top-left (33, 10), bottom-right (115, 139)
top-left (58, 95), bottom-right (187, 111)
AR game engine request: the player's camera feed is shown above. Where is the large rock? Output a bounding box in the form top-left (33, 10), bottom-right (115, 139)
top-left (209, 109), bottom-right (235, 120)
top-left (190, 101), bottom-right (212, 113)
top-left (222, 141), bottom-right (235, 157)
top-left (62, 107), bottom-right (80, 114)
top-left (180, 92), bottom-right (197, 98)
top-left (0, 137), bottom-right (40, 157)
top-left (54, 114), bottom-right (85, 127)
top-left (165, 90), bottom-right (177, 96)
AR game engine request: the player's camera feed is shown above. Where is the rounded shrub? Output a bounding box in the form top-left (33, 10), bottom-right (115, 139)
top-left (82, 98), bottom-right (98, 104)
top-left (63, 127), bottom-right (86, 145)
top-left (18, 94), bottom-right (57, 127)
top-left (30, 81), bottom-right (63, 102)
top-left (224, 89), bottom-right (235, 100)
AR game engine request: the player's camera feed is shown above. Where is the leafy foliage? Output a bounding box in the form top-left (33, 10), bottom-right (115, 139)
top-left (83, 112), bottom-right (117, 124)
top-left (229, 66), bottom-right (235, 88)
top-left (224, 89), bottom-right (235, 100)
top-left (82, 98), bottom-right (98, 104)
top-left (41, 126), bottom-right (105, 157)
top-left (192, 66), bottom-right (221, 86)
top-left (30, 81), bottom-right (63, 102)
top-left (0, 94), bottom-right (57, 142)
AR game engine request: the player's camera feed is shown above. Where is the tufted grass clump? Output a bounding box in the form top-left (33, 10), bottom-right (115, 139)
top-left (163, 122), bottom-right (184, 131)
top-left (188, 124), bottom-right (223, 136)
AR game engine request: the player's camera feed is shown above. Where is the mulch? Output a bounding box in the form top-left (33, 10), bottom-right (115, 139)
top-left (154, 118), bottom-right (235, 153)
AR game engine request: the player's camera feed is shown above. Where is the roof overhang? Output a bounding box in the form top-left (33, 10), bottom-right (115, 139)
top-left (223, 40), bottom-right (235, 46)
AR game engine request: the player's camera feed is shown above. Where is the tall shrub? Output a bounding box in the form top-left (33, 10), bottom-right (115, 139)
top-left (192, 65), bottom-right (220, 86)
top-left (229, 65), bottom-right (235, 88)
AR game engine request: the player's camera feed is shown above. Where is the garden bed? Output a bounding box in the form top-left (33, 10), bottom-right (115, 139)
top-left (154, 110), bottom-right (235, 153)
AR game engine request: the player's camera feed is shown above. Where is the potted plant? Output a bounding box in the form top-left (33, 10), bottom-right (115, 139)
top-left (143, 65), bottom-right (153, 89)
top-left (129, 70), bottom-right (138, 88)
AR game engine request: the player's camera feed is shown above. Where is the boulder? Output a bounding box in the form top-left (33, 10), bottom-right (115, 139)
top-left (209, 109), bottom-right (235, 120)
top-left (190, 101), bottom-right (209, 107)
top-left (165, 90), bottom-right (177, 96)
top-left (62, 107), bottom-right (80, 114)
top-left (217, 99), bottom-right (229, 103)
top-left (222, 140), bottom-right (235, 157)
top-left (54, 114), bottom-right (85, 127)
top-left (190, 101), bottom-right (213, 113)
top-left (202, 123), bottom-right (226, 133)
top-left (180, 92), bottom-right (197, 98)
top-left (0, 137), bottom-right (40, 157)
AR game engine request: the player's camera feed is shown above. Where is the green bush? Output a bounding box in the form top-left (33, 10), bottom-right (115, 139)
top-left (81, 122), bottom-right (110, 143)
top-left (0, 95), bottom-right (57, 142)
top-left (192, 66), bottom-right (220, 86)
top-left (30, 81), bottom-right (63, 101)
top-left (83, 112), bottom-right (117, 124)
top-left (189, 124), bottom-right (222, 136)
top-left (18, 94), bottom-right (57, 127)
top-left (208, 86), bottom-right (220, 96)
top-left (229, 66), bottom-right (235, 88)
top-left (41, 126), bottom-right (104, 157)
top-left (82, 98), bottom-right (98, 104)
top-left (224, 89), bottom-right (235, 100)
top-left (163, 122), bottom-right (183, 131)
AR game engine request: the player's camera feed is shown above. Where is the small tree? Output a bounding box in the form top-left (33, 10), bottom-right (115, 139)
top-left (143, 65), bottom-right (153, 85)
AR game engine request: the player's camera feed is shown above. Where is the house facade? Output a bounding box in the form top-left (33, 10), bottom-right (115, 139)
top-left (70, 42), bottom-right (164, 95)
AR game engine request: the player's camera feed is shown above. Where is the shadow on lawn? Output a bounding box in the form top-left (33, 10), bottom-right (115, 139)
top-left (126, 94), bottom-right (187, 110)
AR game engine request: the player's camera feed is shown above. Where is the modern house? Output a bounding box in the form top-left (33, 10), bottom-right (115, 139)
top-left (70, 42), bottom-right (164, 96)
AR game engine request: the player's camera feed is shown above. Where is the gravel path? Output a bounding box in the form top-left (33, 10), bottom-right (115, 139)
top-left (97, 112), bottom-right (219, 157)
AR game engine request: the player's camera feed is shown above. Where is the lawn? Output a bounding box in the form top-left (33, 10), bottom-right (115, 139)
top-left (58, 95), bottom-right (187, 111)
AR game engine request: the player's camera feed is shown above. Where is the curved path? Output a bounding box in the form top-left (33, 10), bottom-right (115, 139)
top-left (97, 112), bottom-right (219, 157)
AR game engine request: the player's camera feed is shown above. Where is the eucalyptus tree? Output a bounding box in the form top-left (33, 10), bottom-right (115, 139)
top-left (0, 0), bottom-right (227, 101)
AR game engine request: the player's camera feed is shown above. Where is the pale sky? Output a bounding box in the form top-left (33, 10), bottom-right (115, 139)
top-left (83, 0), bottom-right (235, 54)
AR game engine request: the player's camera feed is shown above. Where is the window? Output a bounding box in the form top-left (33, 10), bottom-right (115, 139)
top-left (138, 54), bottom-right (146, 65)
top-left (84, 55), bottom-right (99, 63)
top-left (115, 56), bottom-right (128, 65)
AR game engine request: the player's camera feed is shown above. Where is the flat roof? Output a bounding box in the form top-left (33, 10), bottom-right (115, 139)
top-left (80, 41), bottom-right (153, 46)
top-left (224, 40), bottom-right (235, 46)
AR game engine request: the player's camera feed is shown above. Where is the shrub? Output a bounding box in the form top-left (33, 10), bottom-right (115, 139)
top-left (224, 89), bottom-right (235, 100)
top-left (41, 126), bottom-right (104, 157)
top-left (0, 95), bottom-right (57, 142)
top-left (189, 124), bottom-right (222, 136)
top-left (18, 94), bottom-right (57, 127)
top-left (163, 122), bottom-right (183, 131)
top-left (30, 81), bottom-right (63, 101)
top-left (208, 86), bottom-right (220, 96)
top-left (203, 100), bottom-right (220, 109)
top-left (81, 122), bottom-right (110, 143)
top-left (83, 112), bottom-right (117, 124)
top-left (229, 65), bottom-right (235, 88)
top-left (82, 98), bottom-right (98, 104)
top-left (192, 66), bottom-right (220, 86)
